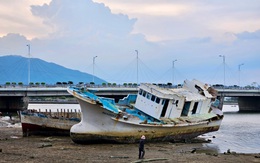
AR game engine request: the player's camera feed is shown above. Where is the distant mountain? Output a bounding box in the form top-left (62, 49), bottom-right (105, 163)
top-left (0, 55), bottom-right (106, 85)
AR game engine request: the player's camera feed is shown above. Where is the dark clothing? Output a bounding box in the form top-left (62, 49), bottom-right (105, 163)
top-left (139, 139), bottom-right (145, 159)
top-left (139, 139), bottom-right (145, 150)
top-left (139, 148), bottom-right (145, 159)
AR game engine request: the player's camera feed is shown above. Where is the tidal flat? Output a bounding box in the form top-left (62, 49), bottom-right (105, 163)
top-left (0, 126), bottom-right (259, 163)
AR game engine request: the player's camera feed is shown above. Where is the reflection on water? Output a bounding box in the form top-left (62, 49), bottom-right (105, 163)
top-left (28, 104), bottom-right (260, 154)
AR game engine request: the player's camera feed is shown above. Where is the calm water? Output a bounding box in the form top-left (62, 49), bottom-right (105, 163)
top-left (28, 104), bottom-right (260, 154)
top-left (202, 105), bottom-right (260, 153)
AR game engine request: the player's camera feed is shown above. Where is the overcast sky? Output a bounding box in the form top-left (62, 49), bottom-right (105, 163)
top-left (0, 0), bottom-right (259, 86)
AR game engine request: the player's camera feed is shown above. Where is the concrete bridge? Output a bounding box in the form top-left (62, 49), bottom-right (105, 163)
top-left (0, 86), bottom-right (138, 112)
top-left (0, 85), bottom-right (259, 112)
top-left (217, 88), bottom-right (260, 112)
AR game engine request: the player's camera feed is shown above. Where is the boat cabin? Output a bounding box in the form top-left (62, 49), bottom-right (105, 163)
top-left (134, 79), bottom-right (214, 121)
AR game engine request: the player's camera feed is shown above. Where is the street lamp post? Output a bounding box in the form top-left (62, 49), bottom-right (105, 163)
top-left (26, 44), bottom-right (30, 85)
top-left (172, 60), bottom-right (177, 86)
top-left (219, 55), bottom-right (225, 87)
top-left (238, 63), bottom-right (244, 86)
top-left (92, 56), bottom-right (97, 83)
top-left (135, 50), bottom-right (139, 84)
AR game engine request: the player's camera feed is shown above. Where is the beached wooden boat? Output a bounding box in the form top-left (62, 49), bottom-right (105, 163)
top-left (67, 79), bottom-right (223, 144)
top-left (20, 109), bottom-right (80, 136)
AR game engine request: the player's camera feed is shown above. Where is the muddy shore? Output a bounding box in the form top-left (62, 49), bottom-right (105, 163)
top-left (1, 126), bottom-right (260, 163)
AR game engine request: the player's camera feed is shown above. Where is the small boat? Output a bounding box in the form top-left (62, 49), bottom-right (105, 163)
top-left (67, 79), bottom-right (223, 144)
top-left (20, 109), bottom-right (81, 136)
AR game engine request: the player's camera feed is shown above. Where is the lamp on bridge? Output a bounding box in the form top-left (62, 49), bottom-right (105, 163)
top-left (135, 50), bottom-right (139, 84)
top-left (26, 44), bottom-right (31, 85)
top-left (238, 63), bottom-right (244, 86)
top-left (92, 56), bottom-right (98, 83)
top-left (219, 55), bottom-right (225, 87)
top-left (172, 59), bottom-right (177, 86)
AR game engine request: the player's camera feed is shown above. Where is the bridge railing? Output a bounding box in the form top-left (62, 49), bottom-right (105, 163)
top-left (0, 83), bottom-right (139, 89)
top-left (212, 86), bottom-right (260, 90)
top-left (1, 83), bottom-right (259, 90)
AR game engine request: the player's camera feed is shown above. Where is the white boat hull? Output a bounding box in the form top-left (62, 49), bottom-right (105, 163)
top-left (70, 98), bottom-right (222, 143)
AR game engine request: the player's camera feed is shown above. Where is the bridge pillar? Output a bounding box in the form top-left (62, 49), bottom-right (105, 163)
top-left (0, 96), bottom-right (29, 113)
top-left (238, 96), bottom-right (260, 112)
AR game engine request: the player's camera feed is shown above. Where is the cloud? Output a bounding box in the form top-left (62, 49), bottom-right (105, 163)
top-left (236, 30), bottom-right (260, 40)
top-left (0, 0), bottom-right (52, 39)
top-left (26, 0), bottom-right (154, 82)
top-left (94, 0), bottom-right (260, 42)
top-left (0, 0), bottom-right (259, 86)
top-left (31, 0), bottom-right (137, 39)
top-left (0, 33), bottom-right (30, 55)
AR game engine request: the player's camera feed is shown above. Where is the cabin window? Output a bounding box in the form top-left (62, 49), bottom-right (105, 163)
top-left (142, 91), bottom-right (146, 97)
top-left (192, 102), bottom-right (199, 114)
top-left (155, 97), bottom-right (160, 104)
top-left (146, 93), bottom-right (151, 100)
top-left (139, 89), bottom-right (143, 95)
top-left (181, 102), bottom-right (191, 116)
top-left (151, 95), bottom-right (156, 102)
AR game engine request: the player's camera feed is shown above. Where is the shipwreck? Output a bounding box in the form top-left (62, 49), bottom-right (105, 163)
top-left (67, 79), bottom-right (223, 144)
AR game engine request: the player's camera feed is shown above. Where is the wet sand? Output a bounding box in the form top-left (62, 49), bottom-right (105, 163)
top-left (1, 126), bottom-right (260, 163)
top-left (1, 116), bottom-right (260, 163)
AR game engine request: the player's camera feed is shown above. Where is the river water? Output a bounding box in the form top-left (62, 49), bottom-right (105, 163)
top-left (24, 104), bottom-right (258, 153)
top-left (204, 105), bottom-right (260, 154)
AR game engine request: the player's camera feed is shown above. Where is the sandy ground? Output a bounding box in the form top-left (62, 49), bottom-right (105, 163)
top-left (0, 117), bottom-right (260, 163)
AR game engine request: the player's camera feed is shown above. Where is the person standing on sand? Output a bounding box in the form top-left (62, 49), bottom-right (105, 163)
top-left (139, 135), bottom-right (145, 159)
